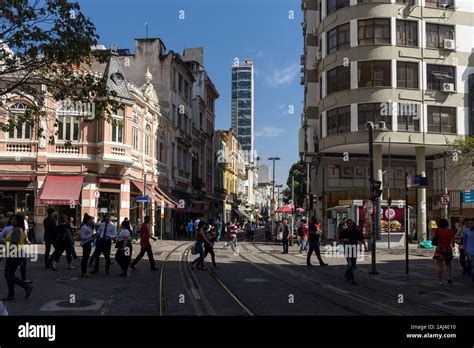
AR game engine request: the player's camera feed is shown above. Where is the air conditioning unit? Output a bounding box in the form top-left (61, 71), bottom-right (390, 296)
top-left (444, 39), bottom-right (456, 50)
top-left (442, 83), bottom-right (455, 93)
top-left (316, 51), bottom-right (322, 61)
top-left (311, 28), bottom-right (317, 36)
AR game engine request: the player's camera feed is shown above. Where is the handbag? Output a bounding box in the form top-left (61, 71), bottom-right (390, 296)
top-left (190, 246), bottom-right (198, 255)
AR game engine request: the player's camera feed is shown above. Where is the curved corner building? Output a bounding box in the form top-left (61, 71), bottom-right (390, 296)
top-left (301, 0), bottom-right (474, 241)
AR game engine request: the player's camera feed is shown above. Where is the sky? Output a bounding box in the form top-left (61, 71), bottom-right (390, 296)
top-left (78, 0), bottom-right (303, 187)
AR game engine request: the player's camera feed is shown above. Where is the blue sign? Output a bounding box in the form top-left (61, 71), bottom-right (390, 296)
top-left (407, 175), bottom-right (428, 188)
top-left (461, 189), bottom-right (474, 203)
top-left (136, 195), bottom-right (149, 203)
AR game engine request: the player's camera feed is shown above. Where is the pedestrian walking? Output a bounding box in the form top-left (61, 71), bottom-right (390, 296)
top-left (462, 218), bottom-right (474, 285)
top-left (91, 215), bottom-right (117, 275)
top-left (190, 221), bottom-right (212, 271)
top-left (51, 215), bottom-right (75, 271)
top-left (68, 216), bottom-right (78, 260)
top-left (214, 216), bottom-right (223, 242)
top-left (187, 220), bottom-right (194, 240)
top-left (224, 219), bottom-right (239, 251)
top-left (432, 218), bottom-right (455, 285)
top-left (298, 219), bottom-right (308, 253)
top-left (79, 214), bottom-right (95, 277)
top-left (264, 219), bottom-right (271, 242)
top-left (2, 214), bottom-right (33, 301)
top-left (455, 219), bottom-right (468, 276)
top-left (338, 219), bottom-right (364, 284)
top-left (307, 217), bottom-right (328, 266)
top-left (0, 217), bottom-right (14, 262)
top-left (244, 220), bottom-right (252, 241)
top-left (130, 216), bottom-right (159, 271)
top-left (281, 219), bottom-right (290, 254)
top-left (115, 220), bottom-right (133, 277)
top-left (203, 222), bottom-right (218, 268)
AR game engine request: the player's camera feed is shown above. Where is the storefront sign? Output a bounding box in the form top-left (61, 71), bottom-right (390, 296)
top-left (461, 189), bottom-right (474, 203)
top-left (136, 195), bottom-right (149, 202)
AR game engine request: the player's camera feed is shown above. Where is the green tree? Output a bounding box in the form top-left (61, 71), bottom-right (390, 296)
top-left (0, 0), bottom-right (120, 143)
top-left (282, 160), bottom-right (306, 207)
top-left (447, 136), bottom-right (474, 182)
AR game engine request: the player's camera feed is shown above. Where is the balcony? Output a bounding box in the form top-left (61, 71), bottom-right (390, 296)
top-left (7, 144), bottom-right (31, 152)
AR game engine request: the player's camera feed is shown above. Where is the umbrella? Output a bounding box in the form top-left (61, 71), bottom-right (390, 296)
top-left (275, 204), bottom-right (295, 213)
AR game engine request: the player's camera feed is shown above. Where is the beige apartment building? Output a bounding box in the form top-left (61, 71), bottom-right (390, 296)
top-left (301, 0), bottom-right (474, 241)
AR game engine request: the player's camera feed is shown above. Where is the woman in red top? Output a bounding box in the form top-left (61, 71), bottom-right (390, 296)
top-left (432, 218), bottom-right (455, 285)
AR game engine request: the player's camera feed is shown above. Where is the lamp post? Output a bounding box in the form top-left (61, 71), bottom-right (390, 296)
top-left (367, 121), bottom-right (386, 276)
top-left (268, 156), bottom-right (280, 243)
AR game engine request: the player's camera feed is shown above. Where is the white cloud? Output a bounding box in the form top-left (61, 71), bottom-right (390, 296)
top-left (255, 126), bottom-right (286, 138)
top-left (263, 65), bottom-right (299, 87)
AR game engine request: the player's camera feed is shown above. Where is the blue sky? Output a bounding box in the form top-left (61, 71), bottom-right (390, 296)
top-left (78, 0), bottom-right (303, 187)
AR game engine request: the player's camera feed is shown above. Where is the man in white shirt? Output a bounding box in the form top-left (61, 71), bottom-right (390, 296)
top-left (91, 215), bottom-right (117, 275)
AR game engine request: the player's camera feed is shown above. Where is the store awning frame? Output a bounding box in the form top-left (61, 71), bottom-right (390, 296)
top-left (40, 175), bottom-right (84, 206)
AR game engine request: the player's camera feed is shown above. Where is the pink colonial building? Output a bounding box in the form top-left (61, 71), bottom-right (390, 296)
top-left (0, 53), bottom-right (177, 241)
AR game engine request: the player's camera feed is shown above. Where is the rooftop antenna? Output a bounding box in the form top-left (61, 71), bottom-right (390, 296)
top-left (145, 22), bottom-right (148, 39)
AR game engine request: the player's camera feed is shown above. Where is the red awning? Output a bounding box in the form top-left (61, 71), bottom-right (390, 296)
top-left (131, 180), bottom-right (144, 193)
top-left (40, 175), bottom-right (84, 205)
top-left (99, 178), bottom-right (122, 184)
top-left (155, 186), bottom-right (179, 208)
top-left (0, 176), bottom-right (33, 181)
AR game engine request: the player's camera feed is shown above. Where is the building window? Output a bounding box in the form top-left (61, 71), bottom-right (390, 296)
top-left (57, 116), bottom-right (80, 141)
top-left (7, 102), bottom-right (33, 140)
top-left (358, 103), bottom-right (392, 130)
top-left (426, 23), bottom-right (454, 49)
top-left (327, 0), bottom-right (349, 15)
top-left (425, 0), bottom-right (455, 9)
top-left (358, 19), bottom-right (391, 45)
top-left (327, 23), bottom-right (350, 54)
top-left (178, 74), bottom-right (184, 94)
top-left (144, 125), bottom-right (151, 156)
top-left (396, 20), bottom-right (418, 47)
top-left (132, 117), bottom-right (139, 151)
top-left (427, 106), bottom-right (456, 134)
top-left (327, 106), bottom-right (351, 135)
top-left (111, 122), bottom-right (123, 143)
top-left (427, 64), bottom-right (455, 91)
top-left (398, 103), bottom-right (420, 131)
top-left (327, 65), bottom-right (350, 94)
top-left (397, 62), bottom-right (419, 89)
top-left (184, 80), bottom-right (190, 100)
top-left (358, 60), bottom-right (391, 87)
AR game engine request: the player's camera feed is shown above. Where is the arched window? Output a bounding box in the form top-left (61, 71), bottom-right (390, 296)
top-left (144, 124), bottom-right (151, 156)
top-left (132, 116), bottom-right (139, 151)
top-left (8, 102), bottom-right (32, 139)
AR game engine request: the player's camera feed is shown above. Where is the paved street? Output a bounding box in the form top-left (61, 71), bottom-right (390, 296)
top-left (1, 229), bottom-right (473, 316)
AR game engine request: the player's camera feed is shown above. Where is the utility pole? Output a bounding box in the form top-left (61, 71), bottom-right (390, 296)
top-left (268, 156), bottom-right (280, 244)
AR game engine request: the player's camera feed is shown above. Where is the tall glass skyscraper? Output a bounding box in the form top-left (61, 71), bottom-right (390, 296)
top-left (231, 59), bottom-right (254, 155)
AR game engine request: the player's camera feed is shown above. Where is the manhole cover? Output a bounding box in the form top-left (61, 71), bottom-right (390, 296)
top-left (442, 301), bottom-right (474, 308)
top-left (56, 300), bottom-right (97, 308)
top-left (244, 278), bottom-right (268, 283)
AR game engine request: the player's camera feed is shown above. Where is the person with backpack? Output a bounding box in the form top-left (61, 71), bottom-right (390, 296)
top-left (298, 219), bottom-right (308, 253)
top-left (307, 217), bottom-right (328, 266)
top-left (115, 220), bottom-right (133, 277)
top-left (51, 215), bottom-right (75, 271)
top-left (2, 214), bottom-right (33, 301)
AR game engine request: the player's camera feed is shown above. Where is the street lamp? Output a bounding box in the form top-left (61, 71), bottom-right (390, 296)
top-left (268, 156), bottom-right (280, 243)
top-left (367, 121), bottom-right (386, 275)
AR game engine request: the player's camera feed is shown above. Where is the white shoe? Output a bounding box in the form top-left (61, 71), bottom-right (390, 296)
top-left (68, 265), bottom-right (75, 270)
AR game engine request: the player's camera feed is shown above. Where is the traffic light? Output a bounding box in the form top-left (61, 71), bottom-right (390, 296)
top-left (372, 180), bottom-right (382, 198)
